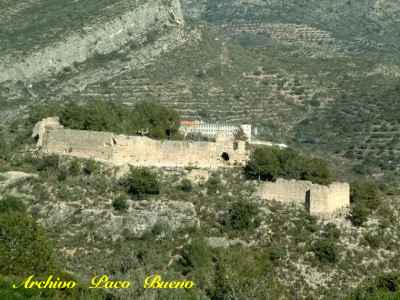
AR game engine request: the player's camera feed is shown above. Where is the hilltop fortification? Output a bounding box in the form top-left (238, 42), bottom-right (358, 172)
top-left (33, 117), bottom-right (249, 169)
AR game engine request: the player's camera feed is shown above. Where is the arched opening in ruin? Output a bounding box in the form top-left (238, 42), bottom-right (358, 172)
top-left (221, 152), bottom-right (230, 162)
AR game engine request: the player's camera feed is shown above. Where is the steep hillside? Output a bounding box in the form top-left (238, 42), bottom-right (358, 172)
top-left (0, 0), bottom-right (185, 114)
top-left (2, 0), bottom-right (400, 175)
top-left (183, 0), bottom-right (400, 59)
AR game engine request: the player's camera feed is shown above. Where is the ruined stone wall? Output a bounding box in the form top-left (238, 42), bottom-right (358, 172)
top-left (310, 183), bottom-right (350, 216)
top-left (38, 122), bottom-right (249, 169)
top-left (112, 135), bottom-right (221, 168)
top-left (257, 178), bottom-right (350, 217)
top-left (256, 179), bottom-right (313, 205)
top-left (43, 129), bottom-right (114, 161)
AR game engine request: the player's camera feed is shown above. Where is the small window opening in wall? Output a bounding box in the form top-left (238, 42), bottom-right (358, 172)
top-left (221, 152), bottom-right (230, 161)
top-left (112, 138), bottom-right (117, 145)
top-left (233, 141), bottom-right (238, 150)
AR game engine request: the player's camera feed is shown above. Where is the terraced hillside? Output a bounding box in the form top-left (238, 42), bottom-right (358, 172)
top-left (2, 0), bottom-right (400, 177)
top-left (183, 0), bottom-right (400, 58)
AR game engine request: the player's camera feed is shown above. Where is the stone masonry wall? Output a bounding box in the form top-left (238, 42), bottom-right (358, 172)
top-left (256, 179), bottom-right (313, 205)
top-left (37, 119), bottom-right (249, 169)
top-left (310, 183), bottom-right (350, 216)
top-left (257, 178), bottom-right (350, 217)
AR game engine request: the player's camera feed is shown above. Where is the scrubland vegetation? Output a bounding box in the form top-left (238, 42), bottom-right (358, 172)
top-left (0, 101), bottom-right (395, 299)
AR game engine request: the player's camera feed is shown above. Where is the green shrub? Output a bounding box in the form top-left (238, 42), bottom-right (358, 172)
top-left (349, 203), bottom-right (369, 227)
top-left (322, 223), bottom-right (340, 240)
top-left (310, 98), bottom-right (321, 107)
top-left (112, 195), bottom-right (129, 212)
top-left (57, 167), bottom-right (68, 181)
top-left (119, 167), bottom-right (160, 198)
top-left (177, 238), bottom-right (213, 277)
top-left (0, 132), bottom-right (10, 160)
top-left (245, 147), bottom-right (280, 181)
top-left (348, 273), bottom-right (400, 299)
top-left (68, 159), bottom-right (81, 176)
top-left (363, 232), bottom-right (381, 249)
top-left (83, 159), bottom-right (99, 176)
top-left (269, 246), bottom-right (287, 262)
top-left (245, 147), bottom-right (333, 184)
top-left (34, 155), bottom-right (59, 173)
top-left (224, 200), bottom-right (260, 231)
top-left (179, 178), bottom-right (193, 192)
top-left (59, 100), bottom-right (181, 139)
top-left (206, 174), bottom-right (221, 195)
top-left (351, 180), bottom-right (381, 210)
top-left (348, 180), bottom-right (381, 226)
top-left (311, 238), bottom-right (337, 264)
top-left (0, 195), bottom-right (26, 214)
top-left (0, 212), bottom-right (55, 276)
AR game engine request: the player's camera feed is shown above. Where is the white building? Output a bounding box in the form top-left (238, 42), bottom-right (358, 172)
top-left (180, 120), bottom-right (252, 142)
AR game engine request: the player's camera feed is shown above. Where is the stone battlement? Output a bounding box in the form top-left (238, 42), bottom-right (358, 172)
top-left (256, 178), bottom-right (350, 217)
top-left (33, 118), bottom-right (249, 169)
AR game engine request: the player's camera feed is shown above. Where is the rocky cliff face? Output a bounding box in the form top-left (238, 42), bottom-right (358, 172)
top-left (0, 0), bottom-right (185, 84)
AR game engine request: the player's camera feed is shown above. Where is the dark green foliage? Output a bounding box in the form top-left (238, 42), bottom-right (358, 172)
top-left (0, 276), bottom-right (107, 299)
top-left (245, 147), bottom-right (280, 181)
top-left (224, 200), bottom-right (260, 231)
top-left (210, 260), bottom-right (233, 300)
top-left (68, 159), bottom-right (81, 177)
top-left (348, 273), bottom-right (400, 299)
top-left (0, 212), bottom-right (54, 276)
top-left (322, 223), bottom-right (340, 240)
top-left (33, 154), bottom-right (60, 173)
top-left (177, 238), bottom-right (213, 279)
top-left (59, 100), bottom-right (180, 140)
top-left (349, 180), bottom-right (381, 226)
top-left (112, 196), bottom-right (129, 212)
top-left (301, 158), bottom-right (332, 185)
top-left (83, 159), bottom-right (99, 176)
top-left (309, 98), bottom-right (321, 107)
top-left (119, 167), bottom-right (160, 197)
top-left (0, 195), bottom-right (26, 214)
top-left (311, 238), bottom-right (337, 264)
top-left (0, 132), bottom-right (9, 160)
top-left (245, 147), bottom-right (333, 184)
top-left (206, 173), bottom-right (222, 195)
top-left (349, 203), bottom-right (370, 227)
top-left (351, 180), bottom-right (381, 210)
top-left (269, 246), bottom-right (287, 262)
top-left (131, 100), bottom-right (181, 139)
top-left (179, 178), bottom-right (193, 192)
top-left (363, 232), bottom-right (381, 249)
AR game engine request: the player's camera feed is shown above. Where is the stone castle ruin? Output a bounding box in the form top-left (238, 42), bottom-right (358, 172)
top-left (32, 117), bottom-right (349, 217)
top-left (256, 179), bottom-right (350, 217)
top-left (33, 118), bottom-right (249, 169)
